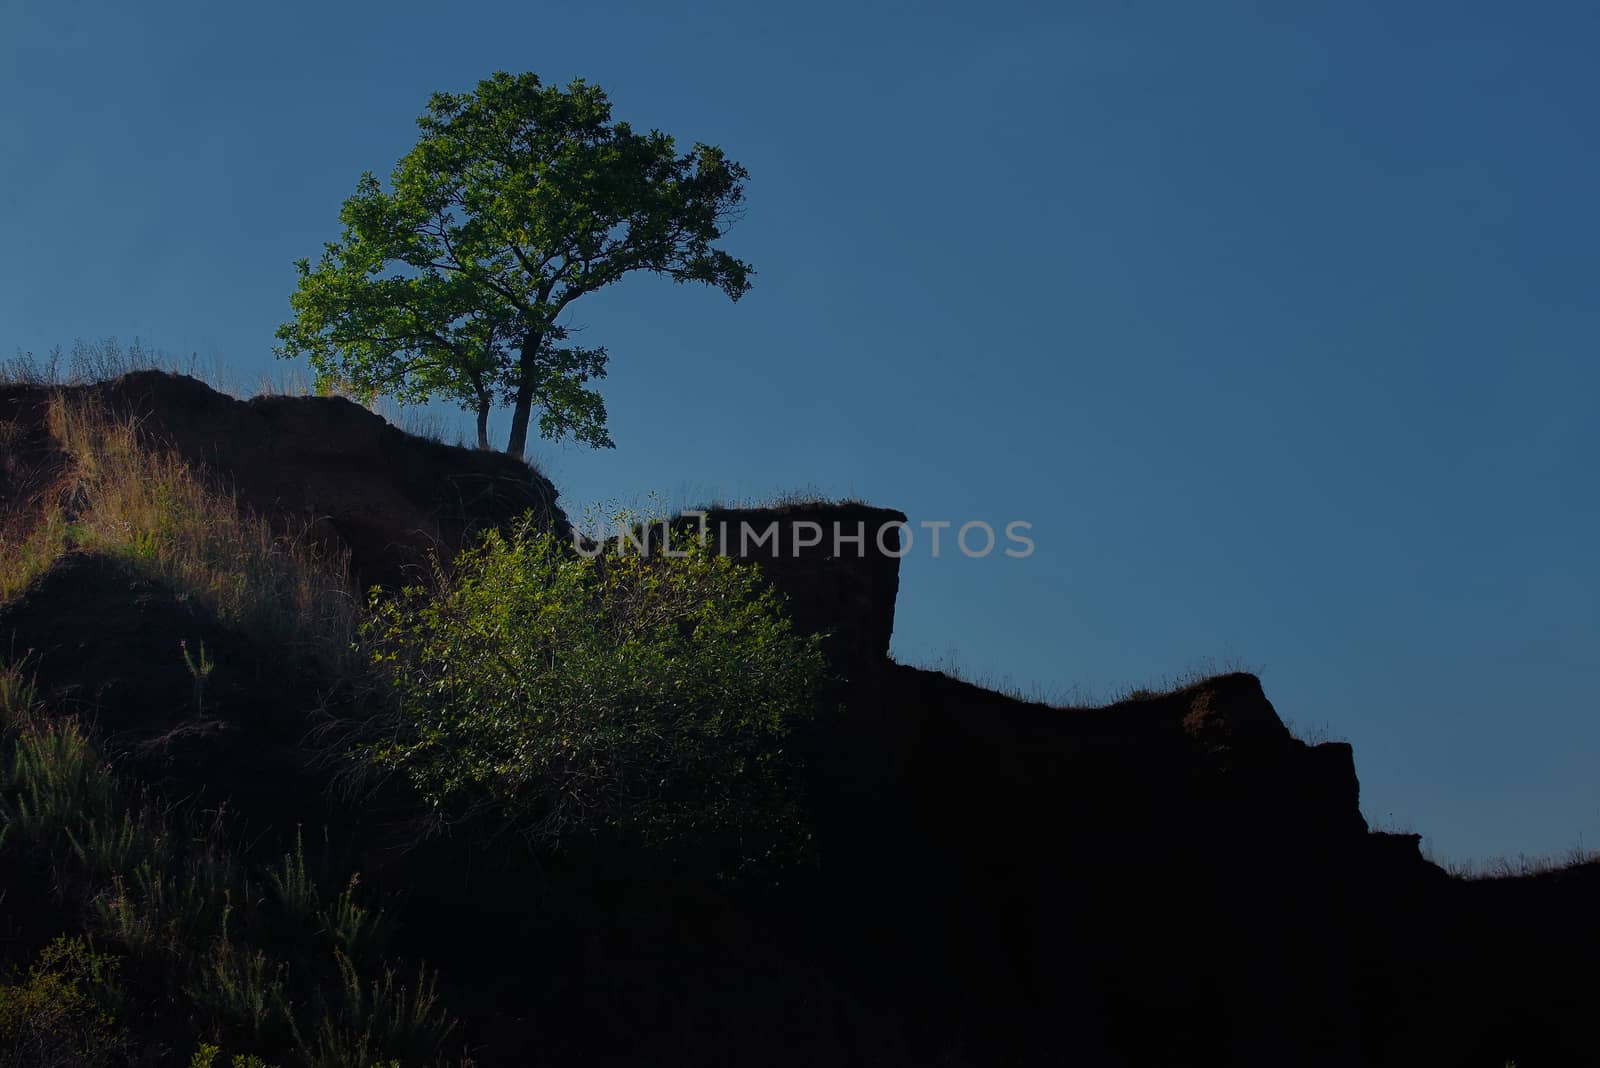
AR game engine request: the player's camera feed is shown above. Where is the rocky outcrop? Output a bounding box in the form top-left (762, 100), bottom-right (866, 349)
top-left (806, 666), bottom-right (1459, 1065)
top-left (697, 502), bottom-right (906, 672)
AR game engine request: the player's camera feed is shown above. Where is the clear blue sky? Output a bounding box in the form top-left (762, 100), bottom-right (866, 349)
top-left (4, 0), bottom-right (1596, 865)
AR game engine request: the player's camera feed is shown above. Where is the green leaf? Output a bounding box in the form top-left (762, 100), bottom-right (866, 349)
top-left (276, 72), bottom-right (753, 457)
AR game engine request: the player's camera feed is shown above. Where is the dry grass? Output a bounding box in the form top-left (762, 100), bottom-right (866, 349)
top-left (0, 447), bottom-right (71, 604)
top-left (0, 393), bottom-right (359, 674)
top-left (892, 651), bottom-right (1264, 711)
top-left (894, 647), bottom-right (1077, 706)
top-left (1283, 719), bottom-right (1344, 746)
top-left (1, 336), bottom-right (320, 399)
top-left (1443, 847), bottom-right (1600, 880)
top-left (1, 337), bottom-right (220, 391)
top-left (3, 337), bottom-right (472, 445)
top-left (686, 485), bottom-right (873, 512)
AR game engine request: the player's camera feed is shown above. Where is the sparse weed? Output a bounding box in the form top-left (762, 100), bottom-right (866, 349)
top-left (267, 829), bottom-right (323, 930)
top-left (893, 648), bottom-right (1077, 706)
top-left (0, 712), bottom-right (459, 1065)
top-left (1284, 719), bottom-right (1343, 746)
top-left (1, 337), bottom-right (280, 398)
top-left (182, 639), bottom-right (217, 716)
top-left (685, 485), bottom-right (870, 511)
top-left (291, 953), bottom-right (451, 1068)
top-left (1446, 847), bottom-right (1600, 880)
top-left (266, 830), bottom-right (390, 960)
top-left (0, 656), bottom-right (43, 733)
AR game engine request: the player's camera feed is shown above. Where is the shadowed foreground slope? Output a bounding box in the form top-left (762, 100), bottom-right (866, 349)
top-left (0, 375), bottom-right (1593, 1066)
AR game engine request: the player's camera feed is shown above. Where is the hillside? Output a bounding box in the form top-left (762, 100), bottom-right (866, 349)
top-left (0, 373), bottom-right (1594, 1067)
top-left (0, 371), bottom-right (565, 590)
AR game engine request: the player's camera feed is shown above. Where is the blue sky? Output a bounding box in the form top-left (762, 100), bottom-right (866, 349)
top-left (4, 0), bottom-right (1596, 865)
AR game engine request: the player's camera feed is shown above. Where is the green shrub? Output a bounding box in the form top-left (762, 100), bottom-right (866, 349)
top-left (0, 936), bottom-right (126, 1068)
top-left (360, 514), bottom-right (827, 862)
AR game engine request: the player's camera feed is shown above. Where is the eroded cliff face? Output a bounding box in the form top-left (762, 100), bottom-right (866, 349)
top-left (705, 506), bottom-right (1600, 1065)
top-left (0, 371), bottom-right (566, 589)
top-left (807, 666), bottom-right (1430, 1064)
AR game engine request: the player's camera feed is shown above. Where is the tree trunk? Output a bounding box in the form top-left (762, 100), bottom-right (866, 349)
top-left (475, 398), bottom-right (491, 451)
top-left (504, 333), bottom-right (541, 459)
top-left (505, 385), bottom-right (537, 458)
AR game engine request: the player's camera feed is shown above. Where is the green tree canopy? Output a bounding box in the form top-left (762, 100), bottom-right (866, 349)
top-left (275, 71), bottom-right (753, 456)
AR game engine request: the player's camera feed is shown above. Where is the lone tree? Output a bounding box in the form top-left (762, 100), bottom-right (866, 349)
top-left (275, 71), bottom-right (753, 456)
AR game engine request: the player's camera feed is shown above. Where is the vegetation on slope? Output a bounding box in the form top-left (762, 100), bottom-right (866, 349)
top-left (352, 514), bottom-right (827, 865)
top-left (0, 662), bottom-right (460, 1066)
top-left (0, 388), bottom-right (831, 1062)
top-left (0, 392), bottom-right (356, 675)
